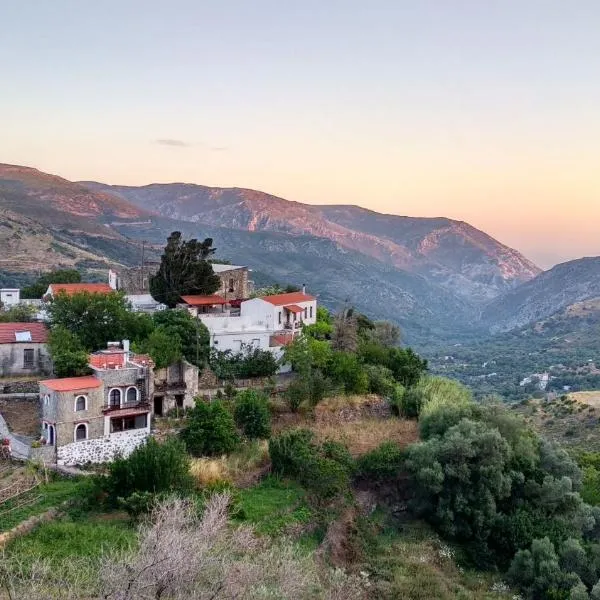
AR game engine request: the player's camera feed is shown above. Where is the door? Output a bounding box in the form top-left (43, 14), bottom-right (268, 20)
top-left (154, 396), bottom-right (163, 417)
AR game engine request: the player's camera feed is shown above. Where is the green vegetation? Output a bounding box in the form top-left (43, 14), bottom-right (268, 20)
top-left (181, 399), bottom-right (239, 456)
top-left (0, 303), bottom-right (36, 322)
top-left (47, 325), bottom-right (90, 377)
top-left (233, 389), bottom-right (271, 439)
top-left (209, 345), bottom-right (279, 379)
top-left (149, 231), bottom-right (220, 307)
top-left (20, 268), bottom-right (81, 299)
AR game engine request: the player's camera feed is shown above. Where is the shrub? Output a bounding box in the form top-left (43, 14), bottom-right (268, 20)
top-left (181, 400), bottom-right (239, 457)
top-left (388, 384), bottom-right (406, 416)
top-left (234, 390), bottom-right (271, 439)
top-left (327, 351), bottom-right (369, 395)
top-left (103, 438), bottom-right (193, 504)
top-left (364, 364), bottom-right (396, 396)
top-left (284, 376), bottom-right (310, 412)
top-left (118, 491), bottom-right (157, 519)
top-left (269, 429), bottom-right (352, 498)
top-left (357, 441), bottom-right (404, 480)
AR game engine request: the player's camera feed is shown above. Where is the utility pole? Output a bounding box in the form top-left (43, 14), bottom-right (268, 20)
top-left (140, 240), bottom-right (146, 291)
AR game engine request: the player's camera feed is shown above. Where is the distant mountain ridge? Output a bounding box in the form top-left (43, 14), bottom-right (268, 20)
top-left (82, 181), bottom-right (541, 303)
top-left (482, 257), bottom-right (600, 333)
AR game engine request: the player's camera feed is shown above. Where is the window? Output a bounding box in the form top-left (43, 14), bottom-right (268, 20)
top-left (23, 349), bottom-right (34, 368)
top-left (109, 388), bottom-right (122, 407)
top-left (175, 394), bottom-right (184, 409)
top-left (75, 395), bottom-right (87, 411)
top-left (111, 414), bottom-right (147, 433)
top-left (304, 307), bottom-right (308, 318)
top-left (278, 311), bottom-right (281, 324)
top-left (310, 306), bottom-right (313, 318)
top-left (126, 387), bottom-right (138, 405)
top-left (228, 278), bottom-right (234, 293)
top-left (251, 338), bottom-right (260, 348)
top-left (43, 394), bottom-right (50, 406)
top-left (74, 423), bottom-right (88, 441)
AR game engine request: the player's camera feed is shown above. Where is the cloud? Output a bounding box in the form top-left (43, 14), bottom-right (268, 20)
top-left (155, 138), bottom-right (190, 147)
top-left (210, 146), bottom-right (228, 152)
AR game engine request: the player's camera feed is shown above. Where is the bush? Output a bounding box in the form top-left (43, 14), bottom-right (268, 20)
top-left (234, 390), bottom-right (271, 439)
top-left (269, 429), bottom-right (352, 498)
top-left (210, 346), bottom-right (279, 379)
top-left (364, 364), bottom-right (396, 396)
top-left (181, 400), bottom-right (239, 457)
top-left (284, 377), bottom-right (310, 412)
top-left (388, 384), bottom-right (406, 416)
top-left (103, 438), bottom-right (193, 504)
top-left (327, 351), bottom-right (369, 395)
top-left (357, 441), bottom-right (404, 480)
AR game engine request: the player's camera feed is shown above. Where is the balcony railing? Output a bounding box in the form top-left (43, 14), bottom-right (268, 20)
top-left (283, 321), bottom-right (303, 330)
top-left (102, 400), bottom-right (150, 413)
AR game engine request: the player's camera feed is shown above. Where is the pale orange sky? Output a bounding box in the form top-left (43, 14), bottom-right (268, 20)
top-left (2, 1), bottom-right (599, 269)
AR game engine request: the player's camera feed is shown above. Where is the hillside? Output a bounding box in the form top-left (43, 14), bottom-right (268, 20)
top-left (82, 181), bottom-right (540, 304)
top-left (431, 297), bottom-right (600, 399)
top-left (0, 164), bottom-right (151, 282)
top-left (482, 256), bottom-right (600, 332)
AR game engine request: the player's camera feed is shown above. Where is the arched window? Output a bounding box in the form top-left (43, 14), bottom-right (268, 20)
top-left (109, 388), bottom-right (121, 407)
top-left (75, 395), bottom-right (87, 411)
top-left (126, 387), bottom-right (138, 405)
top-left (74, 423), bottom-right (87, 442)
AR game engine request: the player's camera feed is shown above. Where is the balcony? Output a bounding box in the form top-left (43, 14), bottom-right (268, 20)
top-left (154, 380), bottom-right (186, 393)
top-left (283, 321), bottom-right (303, 331)
top-left (102, 400), bottom-right (150, 414)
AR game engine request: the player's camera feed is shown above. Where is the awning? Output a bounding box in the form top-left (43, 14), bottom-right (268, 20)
top-left (107, 407), bottom-right (150, 418)
top-left (283, 304), bottom-right (304, 314)
top-left (181, 294), bottom-right (228, 306)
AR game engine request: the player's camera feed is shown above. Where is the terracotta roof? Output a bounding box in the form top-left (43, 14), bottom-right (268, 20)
top-left (181, 294), bottom-right (228, 306)
top-left (89, 352), bottom-right (127, 370)
top-left (0, 322), bottom-right (49, 344)
top-left (40, 376), bottom-right (102, 392)
top-left (261, 292), bottom-right (315, 306)
top-left (50, 283), bottom-right (114, 296)
top-left (284, 304), bottom-right (304, 314)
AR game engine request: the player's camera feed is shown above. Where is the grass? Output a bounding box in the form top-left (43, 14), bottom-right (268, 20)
top-left (236, 476), bottom-right (313, 535)
top-left (0, 476), bottom-right (90, 533)
top-left (189, 439), bottom-right (270, 487)
top-left (5, 513), bottom-right (135, 564)
top-left (311, 417), bottom-right (419, 457)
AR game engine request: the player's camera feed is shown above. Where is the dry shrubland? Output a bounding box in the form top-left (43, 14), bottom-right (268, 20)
top-left (0, 495), bottom-right (364, 600)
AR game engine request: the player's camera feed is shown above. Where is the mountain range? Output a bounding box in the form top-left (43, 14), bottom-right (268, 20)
top-left (1, 163), bottom-right (599, 348)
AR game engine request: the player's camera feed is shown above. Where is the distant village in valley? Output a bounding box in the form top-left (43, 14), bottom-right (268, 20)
top-left (0, 251), bottom-right (318, 467)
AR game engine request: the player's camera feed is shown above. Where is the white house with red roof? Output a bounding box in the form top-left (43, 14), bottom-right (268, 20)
top-left (0, 322), bottom-right (52, 377)
top-left (38, 341), bottom-right (154, 466)
top-left (240, 290), bottom-right (317, 333)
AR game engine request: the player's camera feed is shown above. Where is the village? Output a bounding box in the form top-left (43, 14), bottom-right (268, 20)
top-left (0, 259), bottom-right (317, 467)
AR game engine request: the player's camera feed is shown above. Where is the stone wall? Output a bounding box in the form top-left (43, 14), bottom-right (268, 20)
top-left (57, 429), bottom-right (149, 466)
top-left (216, 267), bottom-right (249, 301)
top-left (0, 343), bottom-right (52, 378)
top-left (314, 395), bottom-right (391, 425)
top-left (0, 380), bottom-right (39, 394)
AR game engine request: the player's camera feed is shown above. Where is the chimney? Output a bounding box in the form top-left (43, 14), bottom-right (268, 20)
top-left (108, 269), bottom-right (118, 290)
top-left (302, 283), bottom-right (306, 294)
top-left (122, 339), bottom-right (130, 358)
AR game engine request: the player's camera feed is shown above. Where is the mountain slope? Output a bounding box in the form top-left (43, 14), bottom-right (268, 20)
top-left (82, 182), bottom-right (540, 303)
top-left (482, 257), bottom-right (600, 332)
top-left (0, 164), bottom-right (149, 276)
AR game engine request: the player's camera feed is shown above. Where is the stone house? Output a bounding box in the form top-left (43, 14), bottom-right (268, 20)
top-left (39, 343), bottom-right (154, 466)
top-left (153, 360), bottom-right (199, 416)
top-left (0, 322), bottom-right (52, 378)
top-left (115, 264), bottom-right (250, 300)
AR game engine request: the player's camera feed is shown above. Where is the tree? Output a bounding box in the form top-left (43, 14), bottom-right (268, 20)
top-left (153, 309), bottom-right (210, 368)
top-left (387, 347), bottom-right (428, 387)
top-left (150, 231), bottom-right (220, 308)
top-left (21, 269), bottom-right (81, 299)
top-left (103, 437), bottom-right (193, 504)
top-left (234, 389), bottom-right (271, 439)
top-left (331, 306), bottom-right (358, 353)
top-left (326, 351), bottom-right (369, 394)
top-left (48, 326), bottom-right (91, 378)
top-left (372, 320), bottom-right (401, 347)
top-left (181, 400), bottom-right (239, 456)
top-left (0, 304), bottom-right (36, 323)
top-left (48, 291), bottom-right (152, 351)
top-left (139, 326), bottom-right (182, 369)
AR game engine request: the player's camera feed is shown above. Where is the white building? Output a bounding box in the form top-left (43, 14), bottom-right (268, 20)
top-left (240, 291), bottom-right (317, 332)
top-left (0, 288), bottom-right (20, 309)
top-left (126, 294), bottom-right (167, 313)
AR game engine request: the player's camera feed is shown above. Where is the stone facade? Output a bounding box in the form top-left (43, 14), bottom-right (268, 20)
top-left (57, 429), bottom-right (149, 466)
top-left (0, 343), bottom-right (51, 378)
top-left (153, 360), bottom-right (199, 415)
top-left (39, 384), bottom-right (105, 447)
top-left (116, 264), bottom-right (249, 300)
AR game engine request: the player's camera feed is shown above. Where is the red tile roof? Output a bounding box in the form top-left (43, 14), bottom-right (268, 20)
top-left (181, 294), bottom-right (228, 306)
top-left (270, 333), bottom-right (295, 347)
top-left (0, 322), bottom-right (49, 344)
top-left (284, 304), bottom-right (304, 314)
top-left (89, 352), bottom-right (127, 369)
top-left (49, 283), bottom-right (114, 296)
top-left (40, 376), bottom-right (102, 392)
top-left (261, 292), bottom-right (315, 306)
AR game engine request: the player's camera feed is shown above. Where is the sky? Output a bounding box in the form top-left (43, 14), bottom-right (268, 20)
top-left (1, 1), bottom-right (599, 269)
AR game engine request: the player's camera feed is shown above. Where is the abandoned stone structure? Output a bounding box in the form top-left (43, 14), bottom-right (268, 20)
top-left (0, 323), bottom-right (52, 378)
top-left (153, 360), bottom-right (199, 416)
top-left (115, 263), bottom-right (250, 300)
